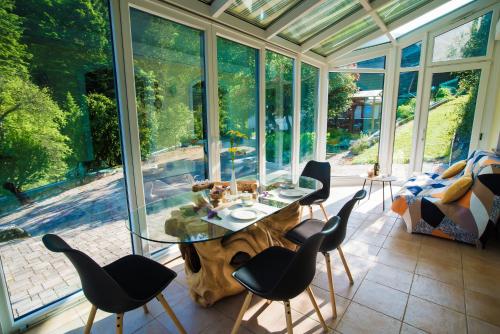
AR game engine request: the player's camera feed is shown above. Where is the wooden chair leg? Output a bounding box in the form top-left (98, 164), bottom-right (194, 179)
top-left (319, 203), bottom-right (329, 221)
top-left (306, 287), bottom-right (328, 332)
top-left (324, 252), bottom-right (337, 318)
top-left (299, 206), bottom-right (303, 220)
top-left (284, 300), bottom-right (293, 334)
top-left (337, 246), bottom-right (354, 284)
top-left (84, 305), bottom-right (97, 334)
top-left (309, 206), bottom-right (313, 219)
top-left (116, 313), bottom-right (123, 334)
top-left (142, 304), bottom-right (149, 314)
top-left (231, 292), bottom-right (253, 334)
top-left (156, 293), bottom-right (186, 334)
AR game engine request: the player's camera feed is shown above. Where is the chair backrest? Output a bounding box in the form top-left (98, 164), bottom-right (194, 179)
top-left (321, 189), bottom-right (366, 252)
top-left (300, 160), bottom-right (331, 201)
top-left (271, 216), bottom-right (340, 300)
top-left (42, 234), bottom-right (135, 312)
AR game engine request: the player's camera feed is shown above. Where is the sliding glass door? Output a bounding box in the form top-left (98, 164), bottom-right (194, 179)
top-left (421, 69), bottom-right (482, 172)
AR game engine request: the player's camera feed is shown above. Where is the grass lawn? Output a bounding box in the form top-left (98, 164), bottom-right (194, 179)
top-left (351, 95), bottom-right (468, 164)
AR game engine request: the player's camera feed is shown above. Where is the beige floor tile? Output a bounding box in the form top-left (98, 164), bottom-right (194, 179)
top-left (24, 308), bottom-right (84, 334)
top-left (358, 216), bottom-right (395, 236)
top-left (353, 279), bottom-right (408, 320)
top-left (400, 323), bottom-right (426, 334)
top-left (404, 296), bottom-right (466, 334)
top-left (90, 306), bottom-right (156, 334)
top-left (291, 285), bottom-right (350, 328)
top-left (382, 237), bottom-right (421, 256)
top-left (237, 299), bottom-right (325, 334)
top-left (342, 239), bottom-right (380, 260)
top-left (463, 267), bottom-right (500, 297)
top-left (419, 244), bottom-right (462, 267)
top-left (351, 229), bottom-right (387, 247)
top-left (410, 275), bottom-right (465, 313)
top-left (376, 248), bottom-right (418, 272)
top-left (415, 258), bottom-right (463, 287)
top-left (465, 290), bottom-right (500, 327)
top-left (336, 302), bottom-right (401, 334)
top-left (467, 316), bottom-right (500, 334)
top-left (365, 263), bottom-right (414, 293)
top-left (388, 221), bottom-right (422, 242)
top-left (156, 294), bottom-right (226, 334)
top-left (132, 319), bottom-right (172, 334)
top-left (420, 235), bottom-right (461, 252)
top-left (312, 266), bottom-right (363, 300)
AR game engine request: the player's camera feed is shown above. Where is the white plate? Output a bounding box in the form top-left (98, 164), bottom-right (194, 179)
top-left (231, 208), bottom-right (258, 221)
top-left (279, 189), bottom-right (304, 198)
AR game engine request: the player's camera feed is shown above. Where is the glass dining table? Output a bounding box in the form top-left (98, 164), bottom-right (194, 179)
top-left (125, 175), bottom-right (323, 307)
top-left (126, 175), bottom-right (322, 245)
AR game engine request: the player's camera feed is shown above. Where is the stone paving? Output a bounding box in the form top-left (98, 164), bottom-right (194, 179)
top-left (0, 172), bottom-right (134, 318)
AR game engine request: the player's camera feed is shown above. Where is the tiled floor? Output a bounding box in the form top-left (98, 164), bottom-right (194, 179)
top-left (23, 186), bottom-right (500, 334)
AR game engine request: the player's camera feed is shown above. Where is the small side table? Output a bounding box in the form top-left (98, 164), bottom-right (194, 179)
top-left (360, 175), bottom-right (397, 211)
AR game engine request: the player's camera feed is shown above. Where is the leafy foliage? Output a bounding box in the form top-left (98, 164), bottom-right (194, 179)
top-left (0, 77), bottom-right (70, 192)
top-left (327, 72), bottom-right (358, 118)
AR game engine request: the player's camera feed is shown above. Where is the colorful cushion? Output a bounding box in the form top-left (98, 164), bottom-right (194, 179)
top-left (441, 175), bottom-right (473, 204)
top-left (441, 160), bottom-right (466, 179)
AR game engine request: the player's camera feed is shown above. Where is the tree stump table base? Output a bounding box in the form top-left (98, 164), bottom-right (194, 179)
top-left (179, 202), bottom-right (301, 307)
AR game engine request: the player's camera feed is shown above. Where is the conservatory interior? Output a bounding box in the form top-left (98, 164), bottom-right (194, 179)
top-left (0, 0), bottom-right (499, 333)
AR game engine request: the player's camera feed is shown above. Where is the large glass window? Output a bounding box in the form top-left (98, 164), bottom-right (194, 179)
top-left (299, 63), bottom-right (319, 165)
top-left (0, 0), bottom-right (129, 318)
top-left (227, 0), bottom-right (301, 28)
top-left (218, 37), bottom-right (259, 180)
top-left (326, 72), bottom-right (384, 176)
top-left (422, 70), bottom-right (481, 172)
top-left (265, 51), bottom-right (294, 179)
top-left (401, 42), bottom-right (422, 67)
top-left (392, 71), bottom-right (419, 177)
top-left (432, 12), bottom-right (492, 62)
top-left (130, 9), bottom-right (208, 250)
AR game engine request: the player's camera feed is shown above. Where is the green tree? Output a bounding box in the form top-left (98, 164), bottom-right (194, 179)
top-left (327, 72), bottom-right (358, 118)
top-left (0, 77), bottom-right (70, 196)
top-left (62, 92), bottom-right (86, 166)
top-left (0, 0), bottom-right (30, 79)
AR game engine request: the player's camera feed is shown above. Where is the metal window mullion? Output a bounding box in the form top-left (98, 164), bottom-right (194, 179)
top-left (206, 25), bottom-right (221, 181)
top-left (316, 64), bottom-right (329, 161)
top-left (258, 48), bottom-right (266, 186)
top-left (109, 0), bottom-right (150, 256)
top-left (379, 49), bottom-right (396, 175)
top-left (292, 58), bottom-right (301, 181)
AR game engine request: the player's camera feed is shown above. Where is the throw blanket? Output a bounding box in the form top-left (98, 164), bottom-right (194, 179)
top-left (392, 150), bottom-right (500, 246)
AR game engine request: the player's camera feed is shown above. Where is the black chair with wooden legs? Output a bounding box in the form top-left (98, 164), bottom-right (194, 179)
top-left (299, 160), bottom-right (331, 221)
top-left (42, 234), bottom-right (186, 334)
top-left (285, 189), bottom-right (367, 318)
top-left (230, 216), bottom-right (340, 334)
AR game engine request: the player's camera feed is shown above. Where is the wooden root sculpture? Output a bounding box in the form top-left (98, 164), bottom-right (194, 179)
top-left (179, 202), bottom-right (301, 307)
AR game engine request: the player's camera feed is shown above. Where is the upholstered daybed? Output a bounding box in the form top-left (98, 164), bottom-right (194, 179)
top-left (392, 150), bottom-right (500, 247)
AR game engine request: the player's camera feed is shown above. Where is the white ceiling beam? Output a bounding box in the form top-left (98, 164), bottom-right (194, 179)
top-left (327, 0), bottom-right (453, 62)
top-left (329, 43), bottom-right (392, 67)
top-left (300, 0), bottom-right (392, 53)
top-left (211, 0), bottom-right (236, 18)
top-left (265, 0), bottom-right (326, 39)
top-left (357, 0), bottom-right (395, 44)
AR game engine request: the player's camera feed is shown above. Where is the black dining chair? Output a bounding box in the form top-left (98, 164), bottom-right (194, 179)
top-left (42, 234), bottom-right (186, 334)
top-left (230, 216), bottom-right (340, 334)
top-left (299, 160), bottom-right (331, 221)
top-left (285, 189), bottom-right (366, 318)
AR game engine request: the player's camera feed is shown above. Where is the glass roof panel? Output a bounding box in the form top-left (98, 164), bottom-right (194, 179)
top-left (312, 17), bottom-right (377, 56)
top-left (377, 0), bottom-right (434, 26)
top-left (279, 0), bottom-right (362, 44)
top-left (227, 0), bottom-right (302, 28)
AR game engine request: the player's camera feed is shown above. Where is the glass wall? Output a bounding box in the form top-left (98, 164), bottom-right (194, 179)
top-left (432, 12), bottom-right (492, 62)
top-left (401, 42), bottom-right (422, 67)
top-left (265, 51), bottom-right (294, 179)
top-left (129, 9), bottom-right (208, 249)
top-left (218, 37), bottom-right (259, 180)
top-left (422, 70), bottom-right (481, 172)
top-left (327, 72), bottom-right (384, 176)
top-left (0, 0), bottom-right (130, 319)
top-left (299, 63), bottom-right (319, 165)
top-left (392, 71), bottom-right (419, 177)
